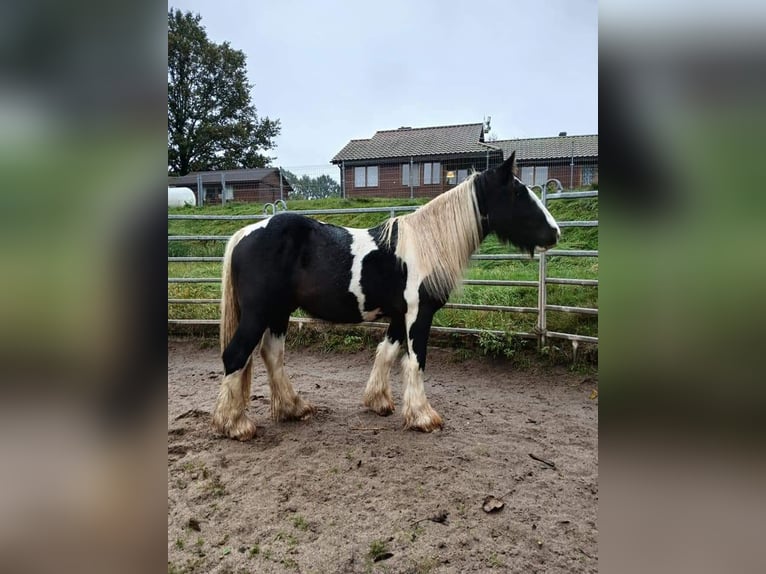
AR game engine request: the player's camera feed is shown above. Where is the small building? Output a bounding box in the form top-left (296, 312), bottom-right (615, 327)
top-left (331, 123), bottom-right (503, 199)
top-left (331, 124), bottom-right (598, 198)
top-left (168, 168), bottom-right (293, 205)
top-left (490, 134), bottom-right (598, 188)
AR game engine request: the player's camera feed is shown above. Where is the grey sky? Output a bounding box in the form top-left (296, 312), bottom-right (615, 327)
top-left (170, 0), bottom-right (598, 168)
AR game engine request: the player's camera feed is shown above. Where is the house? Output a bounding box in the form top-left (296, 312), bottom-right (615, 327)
top-left (330, 123), bottom-right (503, 199)
top-left (488, 133), bottom-right (598, 189)
top-left (330, 123), bottom-right (598, 198)
top-left (168, 168), bottom-right (293, 205)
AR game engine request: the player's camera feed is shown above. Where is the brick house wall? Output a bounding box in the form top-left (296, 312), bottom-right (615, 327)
top-left (519, 159), bottom-right (598, 189)
top-left (201, 172), bottom-right (290, 204)
top-left (341, 153), bottom-right (502, 199)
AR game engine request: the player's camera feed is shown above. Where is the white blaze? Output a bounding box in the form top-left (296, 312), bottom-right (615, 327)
top-left (522, 181), bottom-right (560, 235)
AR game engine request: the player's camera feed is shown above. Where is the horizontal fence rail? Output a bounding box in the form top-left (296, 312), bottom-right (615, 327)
top-left (169, 184), bottom-right (598, 349)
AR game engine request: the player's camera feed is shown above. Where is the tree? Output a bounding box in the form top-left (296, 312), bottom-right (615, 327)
top-left (282, 170), bottom-right (341, 200)
top-left (168, 9), bottom-right (280, 175)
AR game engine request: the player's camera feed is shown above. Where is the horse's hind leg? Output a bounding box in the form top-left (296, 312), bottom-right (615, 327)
top-left (212, 315), bottom-right (265, 441)
top-left (261, 323), bottom-right (315, 422)
top-left (363, 316), bottom-right (405, 415)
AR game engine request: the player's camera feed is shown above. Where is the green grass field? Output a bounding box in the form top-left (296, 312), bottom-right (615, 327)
top-left (168, 195), bottom-right (598, 339)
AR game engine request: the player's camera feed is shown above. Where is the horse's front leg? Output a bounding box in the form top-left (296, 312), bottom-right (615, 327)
top-left (363, 316), bottom-right (405, 415)
top-left (401, 302), bottom-right (443, 432)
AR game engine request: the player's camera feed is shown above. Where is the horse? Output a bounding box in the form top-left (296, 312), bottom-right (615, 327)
top-left (212, 152), bottom-right (560, 440)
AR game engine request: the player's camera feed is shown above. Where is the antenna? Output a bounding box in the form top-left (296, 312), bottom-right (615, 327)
top-left (483, 115), bottom-right (492, 133)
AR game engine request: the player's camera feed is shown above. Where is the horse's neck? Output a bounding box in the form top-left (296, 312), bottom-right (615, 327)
top-left (410, 182), bottom-right (482, 277)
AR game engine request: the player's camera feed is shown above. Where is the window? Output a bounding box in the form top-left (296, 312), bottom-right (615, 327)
top-left (204, 187), bottom-right (218, 202)
top-left (355, 167), bottom-right (365, 187)
top-left (367, 166), bottom-right (378, 186)
top-left (581, 166), bottom-right (594, 186)
top-left (457, 169), bottom-right (468, 184)
top-left (402, 163), bottom-right (419, 187)
top-left (520, 166), bottom-right (550, 186)
top-left (354, 166), bottom-right (378, 188)
top-left (535, 166), bottom-right (548, 186)
top-left (423, 162), bottom-right (441, 185)
top-left (520, 166), bottom-right (534, 185)
top-left (224, 187), bottom-right (234, 200)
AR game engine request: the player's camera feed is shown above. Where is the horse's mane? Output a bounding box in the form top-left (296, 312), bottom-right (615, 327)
top-left (382, 173), bottom-right (482, 301)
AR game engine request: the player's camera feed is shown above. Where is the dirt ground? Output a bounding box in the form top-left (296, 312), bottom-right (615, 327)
top-left (168, 337), bottom-right (598, 573)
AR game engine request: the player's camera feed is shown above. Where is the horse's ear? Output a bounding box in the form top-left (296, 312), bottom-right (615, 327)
top-left (498, 151), bottom-right (516, 183)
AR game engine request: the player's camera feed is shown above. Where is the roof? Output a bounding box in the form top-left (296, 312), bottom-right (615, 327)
top-left (331, 123), bottom-right (497, 163)
top-left (169, 168), bottom-right (281, 186)
top-left (488, 134), bottom-right (598, 161)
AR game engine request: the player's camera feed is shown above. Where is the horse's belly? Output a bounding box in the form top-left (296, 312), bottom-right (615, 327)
top-left (296, 287), bottom-right (364, 324)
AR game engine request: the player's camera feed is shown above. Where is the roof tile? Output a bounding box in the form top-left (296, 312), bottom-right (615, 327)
top-left (169, 168), bottom-right (280, 186)
top-left (488, 135), bottom-right (598, 160)
top-left (331, 123), bottom-right (490, 162)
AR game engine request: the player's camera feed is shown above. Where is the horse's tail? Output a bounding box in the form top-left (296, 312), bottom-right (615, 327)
top-left (220, 231), bottom-right (242, 355)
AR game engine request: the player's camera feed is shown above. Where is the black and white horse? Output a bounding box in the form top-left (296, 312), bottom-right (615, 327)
top-left (212, 152), bottom-right (560, 440)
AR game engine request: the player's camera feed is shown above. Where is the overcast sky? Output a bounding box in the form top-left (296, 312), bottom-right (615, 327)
top-left (170, 0), bottom-right (598, 168)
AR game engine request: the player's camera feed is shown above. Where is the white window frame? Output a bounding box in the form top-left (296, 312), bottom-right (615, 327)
top-left (423, 162), bottom-right (441, 185)
top-left (520, 166), bottom-right (534, 185)
top-left (354, 166), bottom-right (366, 188)
top-left (534, 166), bottom-right (549, 186)
top-left (402, 163), bottom-right (419, 187)
top-left (355, 166), bottom-right (378, 188)
top-left (367, 166), bottom-right (378, 187)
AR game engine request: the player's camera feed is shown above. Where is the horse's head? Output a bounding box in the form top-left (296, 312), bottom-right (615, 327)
top-left (479, 151), bottom-right (561, 256)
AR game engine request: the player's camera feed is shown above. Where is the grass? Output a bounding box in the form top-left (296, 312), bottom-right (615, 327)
top-left (168, 194), bottom-right (598, 341)
top-left (487, 553), bottom-right (506, 568)
top-left (274, 531), bottom-right (298, 549)
top-left (368, 539), bottom-right (390, 561)
top-left (204, 474), bottom-right (226, 498)
top-left (292, 515), bottom-right (309, 531)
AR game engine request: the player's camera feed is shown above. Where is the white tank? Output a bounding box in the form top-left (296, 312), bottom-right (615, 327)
top-left (168, 186), bottom-right (196, 207)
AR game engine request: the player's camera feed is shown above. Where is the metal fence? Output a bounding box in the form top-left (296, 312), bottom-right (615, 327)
top-left (168, 178), bottom-right (598, 354)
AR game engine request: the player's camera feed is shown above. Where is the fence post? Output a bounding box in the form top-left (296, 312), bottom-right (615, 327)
top-left (196, 174), bottom-right (203, 207)
top-left (537, 185), bottom-right (548, 350)
top-left (569, 140), bottom-right (575, 189)
top-left (221, 172), bottom-right (226, 206)
top-left (279, 167), bottom-right (284, 201)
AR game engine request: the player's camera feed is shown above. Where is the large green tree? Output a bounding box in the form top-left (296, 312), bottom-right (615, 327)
top-left (168, 9), bottom-right (280, 175)
top-left (282, 170), bottom-right (341, 200)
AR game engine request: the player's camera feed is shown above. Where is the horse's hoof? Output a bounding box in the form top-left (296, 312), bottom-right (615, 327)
top-left (212, 413), bottom-right (257, 441)
top-left (364, 398), bottom-right (396, 416)
top-left (403, 408), bottom-right (443, 432)
top-left (376, 404), bottom-right (396, 416)
top-left (275, 399), bottom-right (315, 422)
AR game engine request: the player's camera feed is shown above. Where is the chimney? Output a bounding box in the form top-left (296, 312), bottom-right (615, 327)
top-left (558, 131), bottom-right (567, 137)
